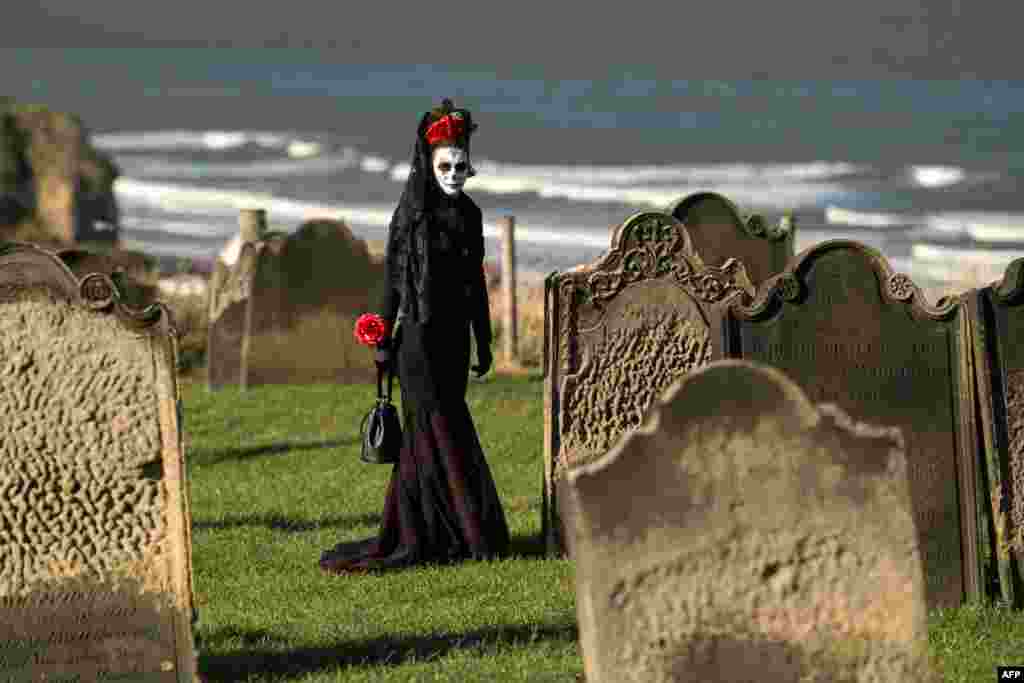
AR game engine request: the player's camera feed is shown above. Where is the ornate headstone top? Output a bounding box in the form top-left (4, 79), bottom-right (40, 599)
top-left (0, 240), bottom-right (173, 335)
top-left (666, 191), bottom-right (794, 287)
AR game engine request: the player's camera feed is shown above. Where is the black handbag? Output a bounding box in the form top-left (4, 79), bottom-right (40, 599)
top-left (359, 362), bottom-right (402, 464)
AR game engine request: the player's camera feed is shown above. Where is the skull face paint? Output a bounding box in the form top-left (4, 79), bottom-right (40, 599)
top-left (432, 146), bottom-right (469, 196)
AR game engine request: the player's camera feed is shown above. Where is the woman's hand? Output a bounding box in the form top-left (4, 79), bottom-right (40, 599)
top-left (471, 346), bottom-right (492, 377)
top-left (375, 338), bottom-right (393, 373)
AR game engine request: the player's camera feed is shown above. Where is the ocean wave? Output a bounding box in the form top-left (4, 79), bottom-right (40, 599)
top-left (93, 129), bottom-right (323, 156)
top-left (114, 178), bottom-right (397, 227)
top-left (910, 165), bottom-right (966, 188)
top-left (116, 148), bottom-right (359, 179)
top-left (826, 206), bottom-right (920, 229)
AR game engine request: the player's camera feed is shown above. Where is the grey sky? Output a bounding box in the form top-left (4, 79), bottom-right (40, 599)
top-left (3, 1), bottom-right (1018, 79)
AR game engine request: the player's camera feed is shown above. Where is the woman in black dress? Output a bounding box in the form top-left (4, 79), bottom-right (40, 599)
top-left (319, 99), bottom-right (510, 573)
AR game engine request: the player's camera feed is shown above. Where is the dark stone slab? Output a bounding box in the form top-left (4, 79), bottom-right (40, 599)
top-left (0, 240), bottom-right (198, 682)
top-left (206, 219), bottom-right (387, 389)
top-left (722, 239), bottom-right (984, 609)
top-left (543, 210), bottom-right (754, 555)
top-left (967, 258), bottom-right (1024, 607)
top-left (561, 360), bottom-right (934, 683)
top-left (666, 191), bottom-right (794, 287)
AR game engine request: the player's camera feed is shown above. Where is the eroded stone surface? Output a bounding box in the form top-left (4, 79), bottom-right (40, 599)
top-left (543, 210), bottom-right (754, 554)
top-left (562, 361), bottom-right (934, 683)
top-left (725, 241), bottom-right (978, 609)
top-left (559, 312), bottom-right (710, 472)
top-left (0, 293), bottom-right (194, 681)
top-left (1009, 369), bottom-right (1024, 552)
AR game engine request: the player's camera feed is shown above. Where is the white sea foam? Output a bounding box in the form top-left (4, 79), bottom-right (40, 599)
top-left (911, 165), bottom-right (966, 188)
top-left (921, 213), bottom-right (1024, 241)
top-left (385, 165), bottom-right (849, 209)
top-left (114, 178), bottom-right (397, 227)
top-left (826, 206), bottom-right (918, 228)
top-left (360, 155), bottom-right (391, 173)
top-left (118, 149), bottom-right (360, 179)
top-left (93, 129), bottom-right (318, 153)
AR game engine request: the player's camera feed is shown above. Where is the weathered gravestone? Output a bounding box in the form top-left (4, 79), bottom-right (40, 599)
top-left (207, 214), bottom-right (386, 390)
top-left (542, 209), bottom-right (756, 555)
top-left (0, 241), bottom-right (198, 681)
top-left (666, 191), bottom-right (795, 289)
top-left (967, 257), bottom-right (1024, 607)
top-left (562, 360), bottom-right (935, 683)
top-left (723, 239), bottom-right (984, 609)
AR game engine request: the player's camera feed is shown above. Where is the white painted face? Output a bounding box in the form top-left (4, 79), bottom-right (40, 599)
top-left (432, 146), bottom-right (469, 196)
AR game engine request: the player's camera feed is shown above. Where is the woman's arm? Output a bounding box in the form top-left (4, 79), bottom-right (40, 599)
top-left (377, 207), bottom-right (404, 354)
top-left (469, 207), bottom-right (492, 355)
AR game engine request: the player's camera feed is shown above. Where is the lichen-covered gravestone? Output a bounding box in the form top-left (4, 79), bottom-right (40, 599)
top-left (562, 360), bottom-right (935, 683)
top-left (207, 218), bottom-right (386, 389)
top-left (542, 209), bottom-right (755, 554)
top-left (666, 191), bottom-right (794, 288)
top-left (0, 241), bottom-right (198, 681)
top-left (723, 240), bottom-right (983, 609)
top-left (968, 257), bottom-right (1024, 607)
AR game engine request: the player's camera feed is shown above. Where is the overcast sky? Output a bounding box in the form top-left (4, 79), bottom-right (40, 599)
top-left (3, 1), bottom-right (1019, 79)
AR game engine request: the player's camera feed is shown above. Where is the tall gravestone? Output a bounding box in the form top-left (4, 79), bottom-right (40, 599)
top-left (562, 360), bottom-right (935, 683)
top-left (967, 257), bottom-right (1024, 607)
top-left (207, 209), bottom-right (270, 391)
top-left (722, 239), bottom-right (984, 609)
top-left (667, 191), bottom-right (795, 288)
top-left (0, 241), bottom-right (198, 681)
top-left (542, 209), bottom-right (756, 555)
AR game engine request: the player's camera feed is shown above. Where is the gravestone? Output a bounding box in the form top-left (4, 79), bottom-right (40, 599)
top-left (666, 191), bottom-right (794, 287)
top-left (0, 241), bottom-right (198, 681)
top-left (542, 210), bottom-right (755, 554)
top-left (245, 218), bottom-right (387, 386)
top-left (967, 257), bottom-right (1024, 607)
top-left (562, 360), bottom-right (934, 683)
top-left (208, 214), bottom-right (387, 389)
top-left (723, 239), bottom-right (984, 609)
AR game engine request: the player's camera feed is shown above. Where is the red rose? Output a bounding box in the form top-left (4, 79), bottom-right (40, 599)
top-left (354, 313), bottom-right (389, 346)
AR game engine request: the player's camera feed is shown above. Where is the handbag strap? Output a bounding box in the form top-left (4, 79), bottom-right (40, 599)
top-left (376, 360), bottom-right (395, 401)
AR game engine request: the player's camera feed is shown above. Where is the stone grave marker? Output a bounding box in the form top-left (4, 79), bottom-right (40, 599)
top-left (722, 239), bottom-right (984, 609)
top-left (542, 209), bottom-right (755, 554)
top-left (206, 209), bottom-right (271, 391)
top-left (562, 360), bottom-right (934, 683)
top-left (207, 214), bottom-right (386, 390)
top-left (0, 241), bottom-right (198, 681)
top-left (967, 257), bottom-right (1024, 607)
top-left (666, 191), bottom-right (794, 287)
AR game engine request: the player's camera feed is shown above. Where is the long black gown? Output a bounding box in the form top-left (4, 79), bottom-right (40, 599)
top-left (320, 189), bottom-right (510, 572)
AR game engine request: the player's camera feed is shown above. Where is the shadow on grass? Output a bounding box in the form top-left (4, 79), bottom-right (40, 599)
top-left (198, 438), bottom-right (357, 465)
top-left (193, 512), bottom-right (381, 533)
top-left (505, 532), bottom-right (548, 559)
top-left (198, 621), bottom-right (578, 681)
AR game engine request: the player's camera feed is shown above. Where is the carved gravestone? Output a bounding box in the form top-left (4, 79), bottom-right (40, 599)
top-left (967, 258), bottom-right (1024, 607)
top-left (207, 218), bottom-right (386, 389)
top-left (0, 241), bottom-right (198, 681)
top-left (543, 210), bottom-right (755, 554)
top-left (562, 360), bottom-right (935, 683)
top-left (723, 239), bottom-right (984, 609)
top-left (667, 191), bottom-right (794, 287)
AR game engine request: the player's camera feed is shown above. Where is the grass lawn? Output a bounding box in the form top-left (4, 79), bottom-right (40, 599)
top-left (180, 372), bottom-right (1024, 682)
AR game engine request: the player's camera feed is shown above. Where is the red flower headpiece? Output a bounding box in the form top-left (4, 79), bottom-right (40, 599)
top-left (425, 111), bottom-right (467, 148)
top-left (354, 313), bottom-right (389, 347)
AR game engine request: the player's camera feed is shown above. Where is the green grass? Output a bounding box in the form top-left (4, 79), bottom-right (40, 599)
top-left (181, 373), bottom-right (1024, 682)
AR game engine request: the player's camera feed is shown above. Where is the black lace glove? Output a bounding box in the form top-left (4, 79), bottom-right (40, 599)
top-left (472, 345), bottom-right (492, 378)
